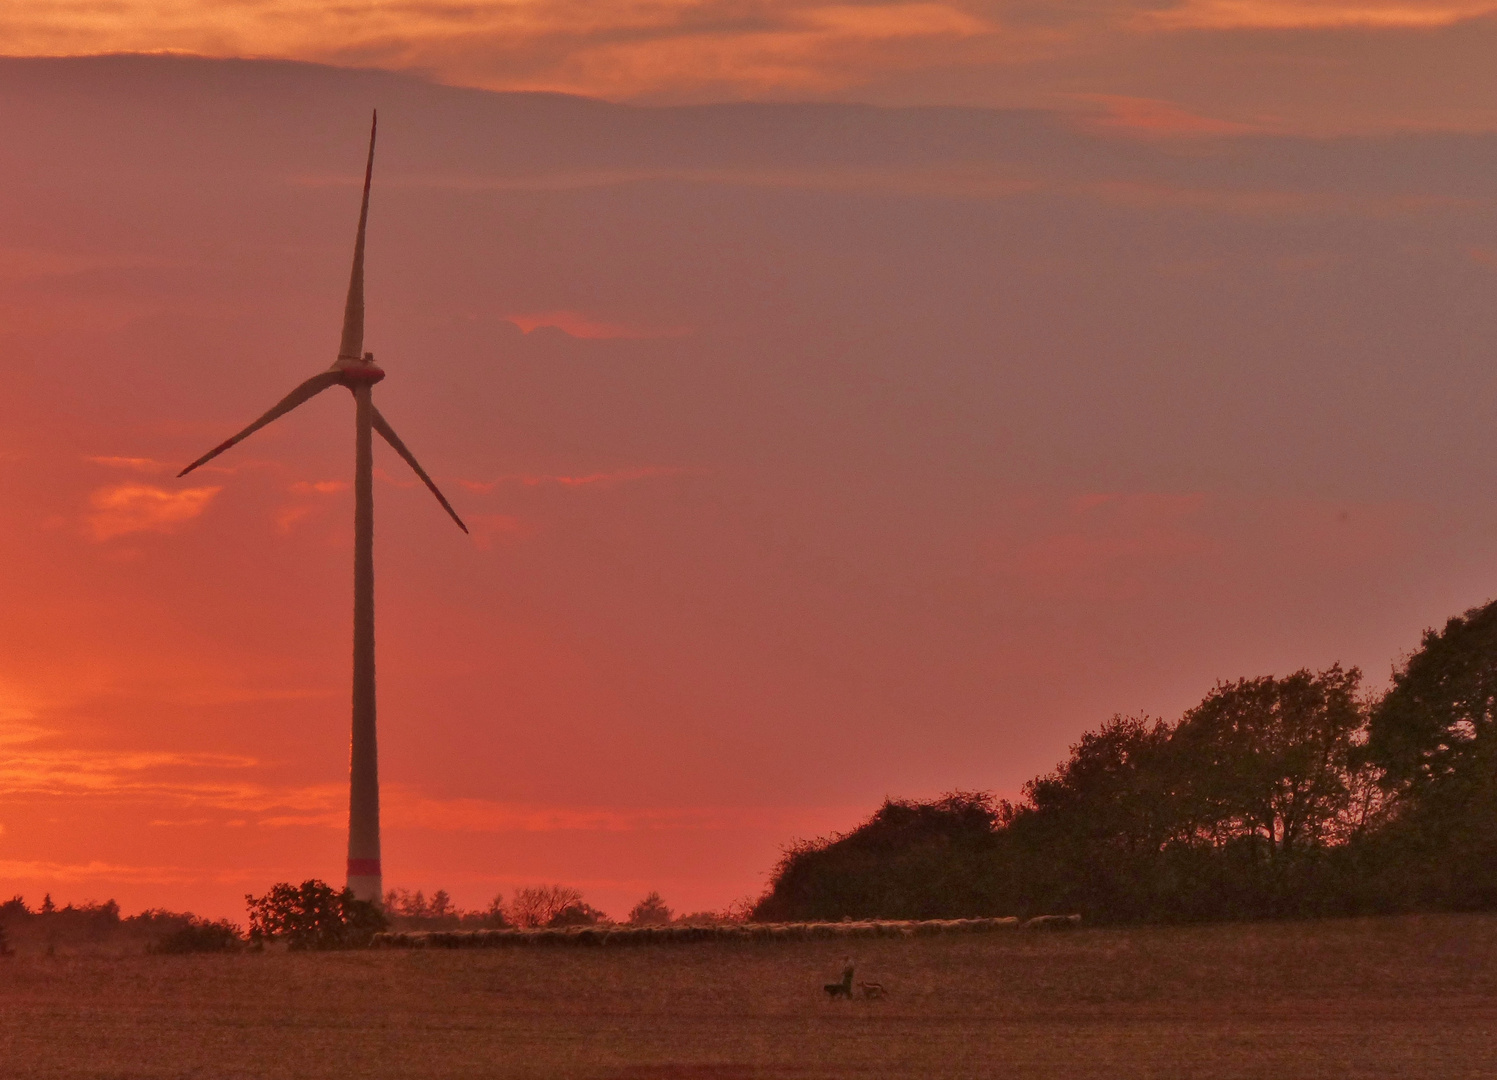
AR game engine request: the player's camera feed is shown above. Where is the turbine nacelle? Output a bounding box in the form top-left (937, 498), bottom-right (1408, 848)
top-left (335, 351), bottom-right (386, 387)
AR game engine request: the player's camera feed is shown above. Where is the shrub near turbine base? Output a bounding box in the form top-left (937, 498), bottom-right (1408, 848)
top-left (246, 880), bottom-right (386, 951)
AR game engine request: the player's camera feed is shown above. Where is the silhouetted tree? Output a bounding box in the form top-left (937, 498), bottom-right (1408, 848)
top-left (1370, 601), bottom-right (1497, 792)
top-left (506, 885), bottom-right (585, 928)
top-left (753, 603), bottom-right (1497, 925)
top-left (1173, 666), bottom-right (1367, 858)
top-left (483, 894), bottom-right (508, 928)
top-left (1367, 599), bottom-right (1497, 907)
top-left (380, 888), bottom-right (507, 929)
top-left (626, 892), bottom-right (673, 925)
top-left (245, 880), bottom-right (385, 950)
top-left (1000, 716), bottom-right (1182, 919)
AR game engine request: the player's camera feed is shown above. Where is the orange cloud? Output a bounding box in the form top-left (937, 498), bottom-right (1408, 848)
top-left (5, 0), bottom-right (1497, 134)
top-left (0, 0), bottom-right (999, 100)
top-left (1148, 0), bottom-right (1497, 30)
top-left (86, 483), bottom-right (221, 541)
top-left (0, 716), bottom-right (845, 836)
top-left (0, 859), bottom-right (200, 884)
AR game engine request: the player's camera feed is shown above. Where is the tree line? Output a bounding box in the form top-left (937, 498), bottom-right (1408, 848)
top-left (0, 883), bottom-right (731, 954)
top-left (752, 597), bottom-right (1497, 923)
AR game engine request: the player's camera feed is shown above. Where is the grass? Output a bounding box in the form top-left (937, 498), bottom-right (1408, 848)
top-left (2, 912), bottom-right (1495, 1078)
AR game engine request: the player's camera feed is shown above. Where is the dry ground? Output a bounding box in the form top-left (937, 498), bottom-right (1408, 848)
top-left (1, 912), bottom-right (1494, 1079)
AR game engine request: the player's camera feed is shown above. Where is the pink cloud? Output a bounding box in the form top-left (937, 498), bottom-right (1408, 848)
top-left (998, 493), bottom-right (1213, 601)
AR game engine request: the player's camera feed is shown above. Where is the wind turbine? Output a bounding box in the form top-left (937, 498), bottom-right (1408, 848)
top-left (179, 112), bottom-right (467, 904)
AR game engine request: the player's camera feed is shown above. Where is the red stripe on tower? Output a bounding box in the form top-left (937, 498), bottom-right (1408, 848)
top-left (347, 858), bottom-right (381, 877)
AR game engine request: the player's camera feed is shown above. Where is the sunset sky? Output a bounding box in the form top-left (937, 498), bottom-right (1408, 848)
top-left (4, 5), bottom-right (1497, 921)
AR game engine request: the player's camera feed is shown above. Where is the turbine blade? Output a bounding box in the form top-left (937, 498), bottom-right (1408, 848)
top-left (371, 407), bottom-right (469, 533)
top-left (178, 371), bottom-right (342, 477)
top-left (337, 110), bottom-right (377, 363)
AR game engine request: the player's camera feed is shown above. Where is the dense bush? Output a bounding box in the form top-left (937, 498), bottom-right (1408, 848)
top-left (148, 917), bottom-right (245, 954)
top-left (754, 793), bottom-right (1003, 921)
top-left (547, 901), bottom-right (609, 927)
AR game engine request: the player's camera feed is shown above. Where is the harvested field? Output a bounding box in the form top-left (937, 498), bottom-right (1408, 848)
top-left (2, 912), bottom-right (1495, 1079)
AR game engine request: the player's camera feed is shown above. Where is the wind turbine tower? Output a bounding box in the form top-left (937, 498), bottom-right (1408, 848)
top-left (179, 113), bottom-right (468, 903)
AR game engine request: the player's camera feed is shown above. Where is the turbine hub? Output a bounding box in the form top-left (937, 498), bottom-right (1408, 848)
top-left (337, 352), bottom-right (386, 387)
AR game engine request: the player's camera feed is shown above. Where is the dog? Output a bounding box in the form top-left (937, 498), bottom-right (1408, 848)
top-left (824, 959), bottom-right (855, 999)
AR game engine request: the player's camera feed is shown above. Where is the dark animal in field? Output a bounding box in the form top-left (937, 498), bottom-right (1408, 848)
top-left (824, 959), bottom-right (855, 999)
top-left (858, 981), bottom-right (887, 999)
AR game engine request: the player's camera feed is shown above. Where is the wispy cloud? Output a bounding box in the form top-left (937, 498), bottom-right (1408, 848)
top-left (985, 491), bottom-right (1420, 604)
top-left (459, 466), bottom-right (700, 494)
top-left (1076, 95), bottom-right (1265, 137)
top-left (0, 721), bottom-right (280, 808)
top-left (0, 718), bottom-right (847, 836)
top-left (0, 858), bottom-right (201, 884)
top-left (506, 310), bottom-right (692, 339)
top-left (86, 483), bottom-right (220, 541)
top-left (274, 480), bottom-right (348, 532)
top-left (84, 455), bottom-right (169, 474)
top-left (468, 513), bottom-right (524, 550)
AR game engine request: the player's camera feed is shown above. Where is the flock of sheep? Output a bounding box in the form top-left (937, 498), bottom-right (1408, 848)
top-left (371, 914), bottom-right (1082, 949)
